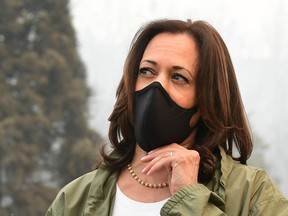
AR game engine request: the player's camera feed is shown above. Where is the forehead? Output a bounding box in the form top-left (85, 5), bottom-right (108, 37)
top-left (141, 32), bottom-right (198, 72)
top-left (147, 32), bottom-right (194, 47)
top-left (143, 32), bottom-right (197, 57)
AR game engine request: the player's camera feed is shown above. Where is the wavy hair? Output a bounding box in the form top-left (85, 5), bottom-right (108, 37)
top-left (100, 19), bottom-right (253, 183)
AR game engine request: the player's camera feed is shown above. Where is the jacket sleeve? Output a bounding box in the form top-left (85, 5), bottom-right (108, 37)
top-left (160, 184), bottom-right (226, 216)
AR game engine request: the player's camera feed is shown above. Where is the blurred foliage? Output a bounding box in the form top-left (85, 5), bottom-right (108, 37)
top-left (0, 0), bottom-right (103, 215)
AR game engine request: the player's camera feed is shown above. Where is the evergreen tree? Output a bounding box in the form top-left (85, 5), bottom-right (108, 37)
top-left (0, 0), bottom-right (103, 215)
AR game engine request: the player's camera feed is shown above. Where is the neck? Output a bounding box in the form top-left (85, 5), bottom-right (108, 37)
top-left (129, 145), bottom-right (169, 184)
top-left (117, 144), bottom-right (171, 202)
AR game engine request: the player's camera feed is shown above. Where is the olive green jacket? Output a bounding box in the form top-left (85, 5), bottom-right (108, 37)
top-left (46, 148), bottom-right (288, 215)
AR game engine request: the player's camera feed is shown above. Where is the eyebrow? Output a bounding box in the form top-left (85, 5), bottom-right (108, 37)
top-left (140, 59), bottom-right (157, 66)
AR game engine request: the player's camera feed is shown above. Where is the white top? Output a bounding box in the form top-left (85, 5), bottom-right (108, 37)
top-left (112, 184), bottom-right (169, 216)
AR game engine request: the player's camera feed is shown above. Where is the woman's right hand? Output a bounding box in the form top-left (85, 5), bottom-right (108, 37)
top-left (141, 143), bottom-right (200, 194)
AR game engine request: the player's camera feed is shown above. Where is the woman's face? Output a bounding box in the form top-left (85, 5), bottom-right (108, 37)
top-left (135, 32), bottom-right (198, 109)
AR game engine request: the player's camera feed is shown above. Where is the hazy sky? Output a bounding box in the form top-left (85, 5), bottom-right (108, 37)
top-left (70, 0), bottom-right (288, 196)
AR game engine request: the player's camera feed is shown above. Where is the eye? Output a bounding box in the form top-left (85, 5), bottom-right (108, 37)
top-left (139, 67), bottom-right (155, 77)
top-left (171, 73), bottom-right (189, 83)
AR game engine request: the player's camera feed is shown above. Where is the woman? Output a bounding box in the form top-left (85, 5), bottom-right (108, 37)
top-left (46, 19), bottom-right (288, 215)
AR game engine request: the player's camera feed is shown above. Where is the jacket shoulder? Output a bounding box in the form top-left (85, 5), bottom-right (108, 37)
top-left (228, 162), bottom-right (282, 197)
top-left (58, 170), bottom-right (97, 196)
top-left (226, 162), bottom-right (287, 214)
top-left (46, 170), bottom-right (97, 216)
top-left (230, 163), bottom-right (277, 190)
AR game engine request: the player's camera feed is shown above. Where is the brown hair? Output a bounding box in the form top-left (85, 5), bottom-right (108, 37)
top-left (101, 19), bottom-right (253, 183)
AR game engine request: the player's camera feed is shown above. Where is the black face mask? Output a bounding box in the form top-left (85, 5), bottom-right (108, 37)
top-left (134, 82), bottom-right (198, 152)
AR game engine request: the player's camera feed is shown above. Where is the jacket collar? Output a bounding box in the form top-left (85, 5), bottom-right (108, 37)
top-left (84, 165), bottom-right (119, 216)
top-left (219, 146), bottom-right (234, 188)
top-left (204, 146), bottom-right (235, 202)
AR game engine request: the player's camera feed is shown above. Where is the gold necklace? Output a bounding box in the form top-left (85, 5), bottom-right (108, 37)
top-left (127, 164), bottom-right (168, 189)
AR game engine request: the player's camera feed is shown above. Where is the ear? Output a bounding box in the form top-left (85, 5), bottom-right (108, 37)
top-left (181, 111), bottom-right (201, 148)
top-left (189, 110), bottom-right (201, 128)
